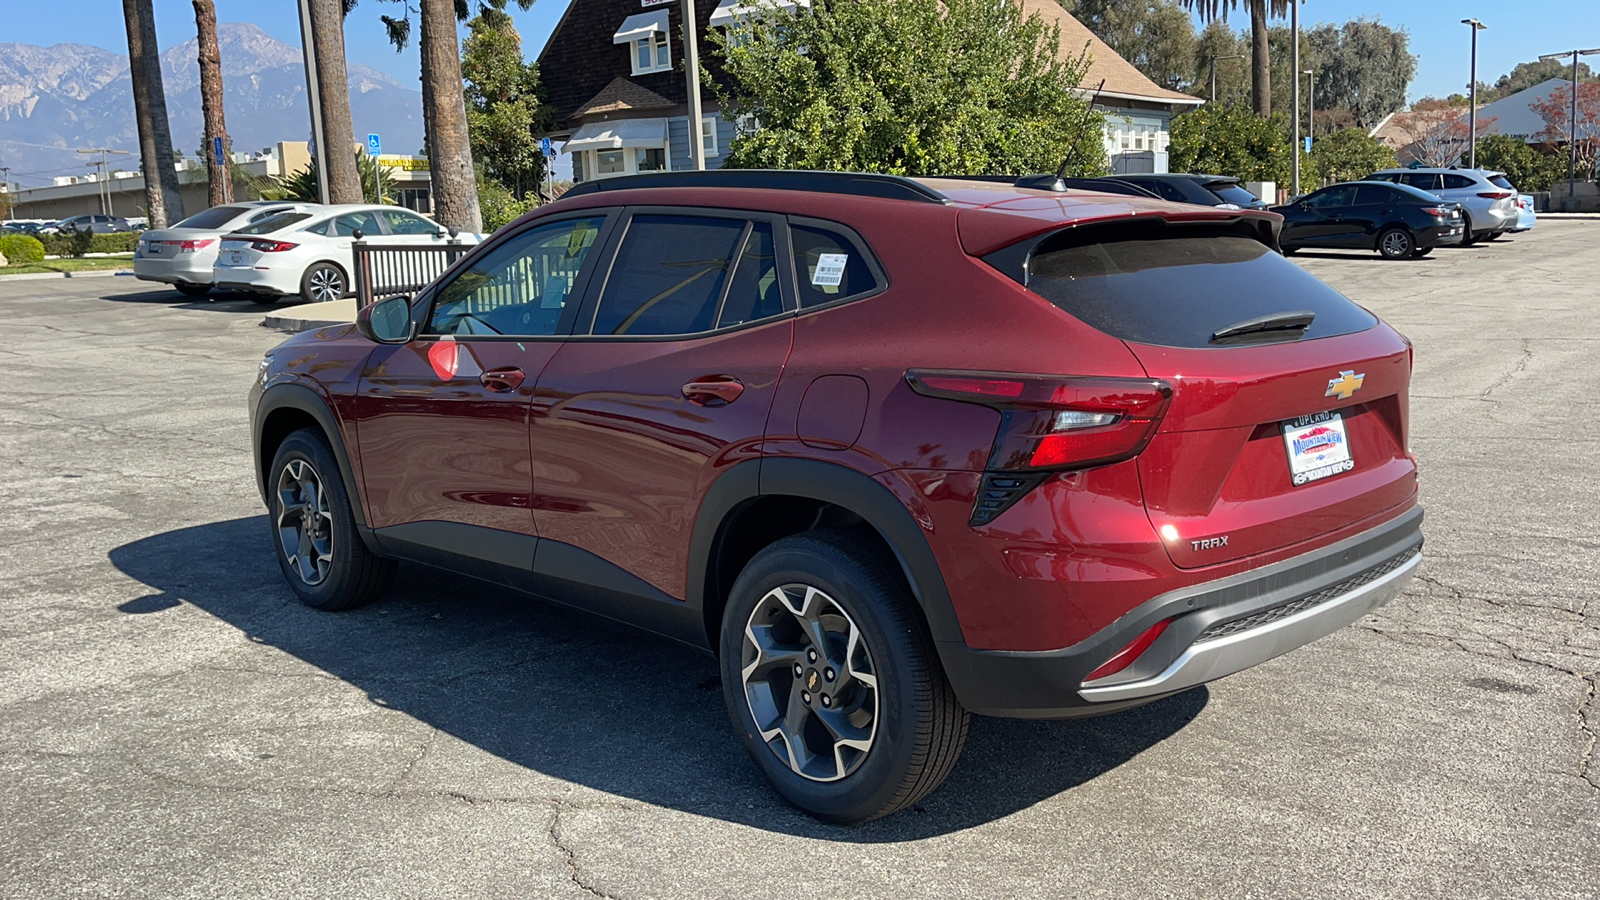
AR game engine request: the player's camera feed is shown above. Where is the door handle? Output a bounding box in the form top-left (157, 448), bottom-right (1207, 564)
top-left (682, 377), bottom-right (745, 406)
top-left (480, 367), bottom-right (526, 392)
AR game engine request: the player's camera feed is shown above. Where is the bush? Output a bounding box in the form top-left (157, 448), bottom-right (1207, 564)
top-left (66, 226), bottom-right (95, 258)
top-left (1310, 128), bottom-right (1397, 185)
top-left (477, 175), bottom-right (539, 234)
top-left (37, 231), bottom-right (139, 257)
top-left (1473, 134), bottom-right (1564, 193)
top-left (0, 233), bottom-right (46, 266)
top-left (1170, 105), bottom-right (1294, 186)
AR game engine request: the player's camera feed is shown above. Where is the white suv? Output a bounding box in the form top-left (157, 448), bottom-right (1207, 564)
top-left (1365, 168), bottom-right (1518, 244)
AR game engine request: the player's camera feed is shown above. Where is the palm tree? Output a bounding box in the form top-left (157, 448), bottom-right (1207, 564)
top-left (308, 0), bottom-right (364, 203)
top-left (192, 0), bottom-right (230, 208)
top-left (1183, 0), bottom-right (1289, 118)
top-left (122, 0), bottom-right (186, 226)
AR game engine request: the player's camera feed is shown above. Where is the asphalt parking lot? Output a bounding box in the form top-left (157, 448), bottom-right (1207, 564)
top-left (2, 224), bottom-right (1596, 899)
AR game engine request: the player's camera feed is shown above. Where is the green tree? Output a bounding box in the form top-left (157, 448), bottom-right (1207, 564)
top-left (1182, 0), bottom-right (1291, 118)
top-left (1302, 19), bottom-right (1414, 129)
top-left (708, 0), bottom-right (1105, 177)
top-left (1193, 20), bottom-right (1248, 106)
top-left (1070, 0), bottom-right (1198, 92)
top-left (1169, 103), bottom-right (1292, 183)
top-left (461, 11), bottom-right (552, 200)
top-left (1473, 134), bottom-right (1563, 192)
top-left (1308, 127), bottom-right (1394, 184)
top-left (1484, 58), bottom-right (1596, 104)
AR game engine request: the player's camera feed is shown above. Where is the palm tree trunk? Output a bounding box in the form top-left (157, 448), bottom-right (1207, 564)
top-left (122, 0), bottom-right (185, 227)
top-left (420, 0), bottom-right (482, 232)
top-left (192, 0), bottom-right (229, 208)
top-left (307, 0), bottom-right (362, 204)
top-left (1249, 0), bottom-right (1270, 118)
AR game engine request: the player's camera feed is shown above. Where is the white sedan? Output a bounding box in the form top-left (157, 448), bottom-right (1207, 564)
top-left (212, 204), bottom-right (482, 304)
top-left (133, 201), bottom-right (311, 296)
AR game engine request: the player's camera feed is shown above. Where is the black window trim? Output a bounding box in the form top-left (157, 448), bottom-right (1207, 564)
top-left (412, 209), bottom-right (620, 342)
top-left (784, 213), bottom-right (890, 313)
top-left (567, 205), bottom-right (800, 342)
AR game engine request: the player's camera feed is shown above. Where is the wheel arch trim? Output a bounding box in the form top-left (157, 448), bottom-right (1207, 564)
top-left (254, 382), bottom-right (377, 549)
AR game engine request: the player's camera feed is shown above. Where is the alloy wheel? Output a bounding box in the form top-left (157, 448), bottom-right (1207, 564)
top-left (1382, 231), bottom-right (1410, 257)
top-left (275, 458), bottom-right (334, 586)
top-left (740, 583), bottom-right (879, 782)
top-left (309, 268), bottom-right (343, 302)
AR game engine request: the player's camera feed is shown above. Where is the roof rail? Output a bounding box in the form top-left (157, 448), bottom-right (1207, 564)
top-left (561, 169), bottom-right (950, 204)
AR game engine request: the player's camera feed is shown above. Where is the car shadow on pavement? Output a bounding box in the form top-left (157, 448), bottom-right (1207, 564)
top-left (99, 288), bottom-right (275, 312)
top-left (109, 516), bottom-right (1207, 841)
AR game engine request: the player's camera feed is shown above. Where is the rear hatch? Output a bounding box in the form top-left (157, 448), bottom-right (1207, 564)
top-left (1021, 218), bottom-right (1416, 568)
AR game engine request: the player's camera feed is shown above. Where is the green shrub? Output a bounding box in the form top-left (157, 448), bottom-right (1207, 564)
top-left (1474, 134), bottom-right (1564, 193)
top-left (37, 231), bottom-right (139, 257)
top-left (477, 175), bottom-right (539, 234)
top-left (1170, 105), bottom-right (1295, 186)
top-left (1310, 128), bottom-right (1397, 185)
top-left (0, 233), bottom-right (47, 266)
top-left (66, 226), bottom-right (95, 258)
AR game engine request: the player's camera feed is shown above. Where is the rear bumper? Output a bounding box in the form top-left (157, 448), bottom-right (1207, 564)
top-left (133, 255), bottom-right (215, 286)
top-left (937, 505), bottom-right (1423, 718)
top-left (1417, 223), bottom-right (1464, 247)
top-left (214, 267), bottom-right (293, 296)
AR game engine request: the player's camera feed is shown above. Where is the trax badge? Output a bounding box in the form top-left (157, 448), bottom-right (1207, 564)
top-left (1325, 370), bottom-right (1365, 400)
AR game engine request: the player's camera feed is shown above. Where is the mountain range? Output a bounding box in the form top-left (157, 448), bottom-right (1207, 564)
top-left (0, 22), bottom-right (424, 190)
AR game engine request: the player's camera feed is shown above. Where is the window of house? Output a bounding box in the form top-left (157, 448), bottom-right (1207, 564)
top-left (701, 117), bottom-right (719, 157)
top-left (633, 31), bottom-right (671, 74)
top-left (572, 151), bottom-right (586, 183)
top-left (635, 147), bottom-right (666, 172)
top-left (428, 216), bottom-right (606, 337)
top-left (592, 215), bottom-right (746, 336)
top-left (596, 150), bottom-right (626, 175)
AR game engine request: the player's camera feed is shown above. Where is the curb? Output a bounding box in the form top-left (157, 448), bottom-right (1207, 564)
top-left (0, 269), bottom-right (133, 282)
top-left (261, 313), bottom-right (349, 333)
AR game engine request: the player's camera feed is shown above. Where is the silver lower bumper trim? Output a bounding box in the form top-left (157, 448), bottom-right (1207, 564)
top-left (1079, 552), bottom-right (1420, 703)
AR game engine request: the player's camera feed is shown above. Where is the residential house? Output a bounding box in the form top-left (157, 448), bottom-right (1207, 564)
top-left (1370, 79), bottom-right (1588, 165)
top-left (536, 0), bottom-right (1202, 182)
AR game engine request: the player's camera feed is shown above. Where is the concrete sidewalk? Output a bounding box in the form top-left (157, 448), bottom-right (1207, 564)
top-left (261, 297), bottom-right (358, 332)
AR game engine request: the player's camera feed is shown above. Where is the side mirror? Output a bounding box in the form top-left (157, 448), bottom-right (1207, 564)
top-left (356, 295), bottom-right (416, 344)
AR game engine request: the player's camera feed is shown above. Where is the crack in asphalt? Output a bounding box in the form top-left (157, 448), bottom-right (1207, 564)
top-left (1480, 337), bottom-right (1534, 399)
top-left (1579, 676), bottom-right (1598, 792)
top-left (548, 797), bottom-right (627, 900)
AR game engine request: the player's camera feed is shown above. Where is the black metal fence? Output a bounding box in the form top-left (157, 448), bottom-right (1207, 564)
top-left (351, 239), bottom-right (474, 308)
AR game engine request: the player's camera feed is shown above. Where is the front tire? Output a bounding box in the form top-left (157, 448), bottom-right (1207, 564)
top-left (1378, 227), bottom-right (1414, 260)
top-left (300, 262), bottom-right (347, 304)
top-left (268, 429), bottom-right (396, 610)
top-left (720, 530), bottom-right (969, 823)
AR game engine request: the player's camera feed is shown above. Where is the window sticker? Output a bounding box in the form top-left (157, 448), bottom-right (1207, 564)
top-left (567, 221), bottom-right (596, 258)
top-left (811, 252), bottom-right (849, 287)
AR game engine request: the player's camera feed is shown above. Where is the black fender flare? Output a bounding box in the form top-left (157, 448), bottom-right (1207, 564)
top-left (254, 382), bottom-right (379, 551)
top-left (687, 457), bottom-right (963, 646)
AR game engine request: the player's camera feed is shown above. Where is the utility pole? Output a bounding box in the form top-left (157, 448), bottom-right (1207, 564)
top-left (1462, 19), bottom-right (1486, 168)
top-left (1209, 54), bottom-right (1243, 105)
top-left (1291, 0), bottom-right (1300, 197)
top-left (1540, 48), bottom-right (1600, 206)
top-left (0, 166), bottom-right (9, 221)
top-left (683, 0), bottom-right (706, 171)
top-left (296, 0), bottom-right (331, 205)
top-left (77, 148), bottom-right (129, 216)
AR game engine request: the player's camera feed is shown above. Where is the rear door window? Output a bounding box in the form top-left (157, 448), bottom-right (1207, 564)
top-left (717, 222), bottom-right (784, 328)
top-left (380, 209), bottom-right (438, 235)
top-left (790, 222), bottom-right (881, 308)
top-left (592, 214), bottom-right (745, 336)
top-left (1207, 183), bottom-right (1261, 207)
top-left (1402, 173), bottom-right (1443, 191)
top-left (1022, 222), bottom-right (1376, 349)
top-left (1442, 174), bottom-right (1476, 190)
top-left (1352, 184), bottom-right (1392, 205)
top-left (1305, 186), bottom-right (1355, 208)
top-left (331, 211), bottom-right (381, 237)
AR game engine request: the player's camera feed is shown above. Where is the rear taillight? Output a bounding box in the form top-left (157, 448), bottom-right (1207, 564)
top-left (178, 239), bottom-right (215, 252)
top-left (1477, 191), bottom-right (1512, 200)
top-left (906, 370), bottom-right (1173, 525)
top-left (250, 240), bottom-right (297, 252)
top-left (1085, 618), bottom-right (1173, 681)
top-left (1420, 207), bottom-right (1450, 217)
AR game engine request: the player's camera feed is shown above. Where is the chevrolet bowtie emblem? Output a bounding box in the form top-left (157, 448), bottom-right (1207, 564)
top-left (1325, 370), bottom-right (1364, 400)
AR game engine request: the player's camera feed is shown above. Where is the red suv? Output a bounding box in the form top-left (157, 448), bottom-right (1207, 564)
top-left (250, 171), bottom-right (1422, 822)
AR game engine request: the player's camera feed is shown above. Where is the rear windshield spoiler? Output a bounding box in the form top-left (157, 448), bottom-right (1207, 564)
top-left (981, 213), bottom-right (1283, 288)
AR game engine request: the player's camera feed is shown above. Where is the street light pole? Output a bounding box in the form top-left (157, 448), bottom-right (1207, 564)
top-left (1291, 0), bottom-right (1300, 197)
top-left (683, 0), bottom-right (706, 171)
top-left (1209, 54), bottom-right (1243, 105)
top-left (1539, 48), bottom-right (1600, 205)
top-left (1303, 69), bottom-right (1315, 146)
top-left (1462, 19), bottom-right (1486, 169)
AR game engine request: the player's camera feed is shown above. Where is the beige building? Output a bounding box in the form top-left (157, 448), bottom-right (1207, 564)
top-left (7, 142), bottom-right (435, 222)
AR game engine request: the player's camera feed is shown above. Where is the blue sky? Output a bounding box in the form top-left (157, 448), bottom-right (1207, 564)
top-left (7, 0), bottom-right (1595, 104)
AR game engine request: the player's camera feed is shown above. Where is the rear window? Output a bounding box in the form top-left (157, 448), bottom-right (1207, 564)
top-left (174, 205), bottom-right (254, 229)
top-left (235, 212), bottom-right (312, 235)
top-left (1206, 183), bottom-right (1260, 207)
top-left (1489, 175), bottom-right (1515, 190)
top-left (1024, 223), bottom-right (1377, 349)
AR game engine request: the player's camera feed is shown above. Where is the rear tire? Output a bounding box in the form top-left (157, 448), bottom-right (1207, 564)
top-left (1378, 227), bottom-right (1414, 260)
top-left (720, 529), bottom-right (969, 823)
top-left (1412, 246), bottom-right (1432, 258)
top-left (267, 429), bottom-right (396, 611)
top-left (1280, 246), bottom-right (1299, 256)
top-left (174, 283), bottom-right (211, 297)
top-left (300, 262), bottom-right (347, 304)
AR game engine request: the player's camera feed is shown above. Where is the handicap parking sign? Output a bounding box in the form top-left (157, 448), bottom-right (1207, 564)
top-left (367, 133), bottom-right (381, 154)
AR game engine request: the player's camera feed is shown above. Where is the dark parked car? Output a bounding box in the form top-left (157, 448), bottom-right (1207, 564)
top-left (1106, 173), bottom-right (1268, 209)
top-left (1273, 181), bottom-right (1464, 259)
top-left (46, 214), bottom-right (132, 234)
top-left (251, 170), bottom-right (1422, 822)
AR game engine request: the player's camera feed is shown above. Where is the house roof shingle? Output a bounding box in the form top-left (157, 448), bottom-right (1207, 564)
top-left (573, 76), bottom-right (676, 119)
top-left (1017, 0), bottom-right (1202, 105)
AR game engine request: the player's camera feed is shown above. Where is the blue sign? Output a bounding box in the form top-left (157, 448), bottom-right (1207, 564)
top-left (212, 135), bottom-right (226, 165)
top-left (1303, 136), bottom-right (1312, 153)
top-left (541, 137), bottom-right (554, 158)
top-left (367, 133), bottom-right (381, 154)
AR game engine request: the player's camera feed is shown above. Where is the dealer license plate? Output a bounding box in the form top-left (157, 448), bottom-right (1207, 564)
top-left (1282, 411), bottom-right (1354, 486)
